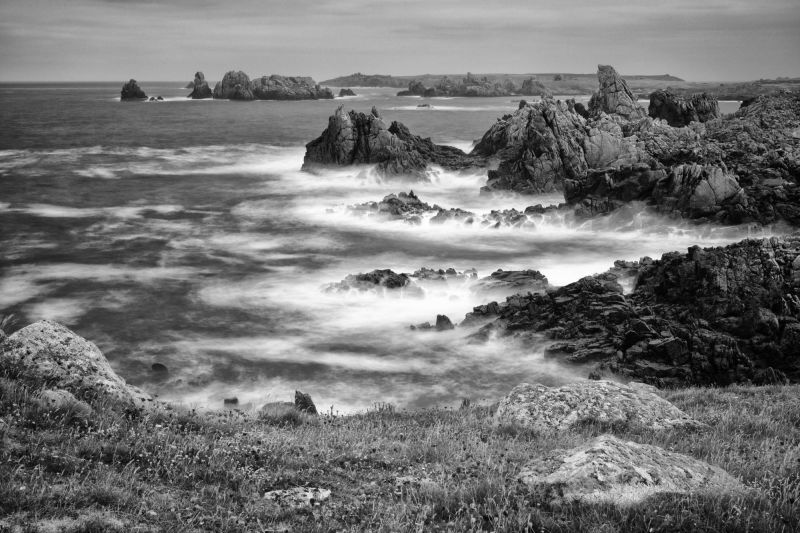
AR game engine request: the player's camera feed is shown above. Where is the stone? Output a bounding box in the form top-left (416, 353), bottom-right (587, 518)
top-left (151, 363), bottom-right (168, 374)
top-left (649, 89), bottom-right (720, 127)
top-left (223, 397), bottom-right (238, 405)
top-left (495, 380), bottom-right (703, 431)
top-left (518, 434), bottom-right (744, 506)
top-left (120, 79), bottom-right (146, 100)
top-left (250, 75), bottom-right (333, 100)
top-left (187, 71), bottom-right (212, 99)
top-left (323, 268), bottom-right (423, 296)
top-left (588, 65), bottom-right (647, 120)
top-left (212, 71), bottom-right (254, 100)
top-left (435, 315), bottom-right (455, 331)
top-left (338, 88), bottom-right (356, 97)
top-left (35, 389), bottom-right (94, 420)
top-left (2, 321), bottom-right (153, 411)
top-left (303, 107), bottom-right (483, 178)
top-left (471, 269), bottom-right (549, 297)
top-left (294, 390), bottom-right (317, 414)
top-left (264, 487), bottom-right (330, 507)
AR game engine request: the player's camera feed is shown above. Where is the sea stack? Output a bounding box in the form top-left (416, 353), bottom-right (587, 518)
top-left (120, 79), bottom-right (147, 101)
top-left (212, 70), bottom-right (254, 100)
top-left (188, 71), bottom-right (213, 99)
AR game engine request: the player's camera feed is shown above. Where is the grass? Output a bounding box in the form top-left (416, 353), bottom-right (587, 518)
top-left (0, 377), bottom-right (798, 532)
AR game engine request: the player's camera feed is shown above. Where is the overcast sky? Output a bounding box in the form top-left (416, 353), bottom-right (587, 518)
top-left (1, 0), bottom-right (798, 82)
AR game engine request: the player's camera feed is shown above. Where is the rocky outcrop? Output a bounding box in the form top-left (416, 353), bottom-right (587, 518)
top-left (397, 74), bottom-right (516, 98)
top-left (338, 88), bottom-right (356, 97)
top-left (648, 89), bottom-right (720, 127)
top-left (588, 65), bottom-right (647, 120)
top-left (120, 79), bottom-right (147, 100)
top-left (1, 320), bottom-right (154, 411)
top-left (471, 269), bottom-right (549, 296)
top-left (187, 71), bottom-right (212, 99)
top-left (518, 434), bottom-right (743, 505)
top-left (303, 107), bottom-right (483, 179)
top-left (251, 75), bottom-right (333, 100)
top-left (324, 269), bottom-right (423, 297)
top-left (495, 380), bottom-right (703, 431)
top-left (519, 78), bottom-right (550, 97)
top-left (212, 70), bottom-right (254, 100)
top-left (461, 236), bottom-right (800, 386)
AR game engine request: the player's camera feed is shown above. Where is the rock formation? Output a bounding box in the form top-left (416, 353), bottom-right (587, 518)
top-left (588, 65), bottom-right (647, 120)
top-left (461, 236), bottom-right (800, 386)
top-left (324, 269), bottom-right (424, 297)
top-left (187, 71), bottom-right (212, 99)
top-left (338, 88), bottom-right (356, 97)
top-left (120, 79), bottom-right (147, 100)
top-left (495, 380), bottom-right (704, 431)
top-left (303, 107), bottom-right (483, 179)
top-left (519, 77), bottom-right (550, 97)
top-left (212, 70), bottom-right (254, 100)
top-left (471, 269), bottom-right (549, 296)
top-left (518, 434), bottom-right (744, 505)
top-left (648, 89), bottom-right (720, 126)
top-left (250, 75), bottom-right (333, 100)
top-left (397, 74), bottom-right (516, 98)
top-left (1, 320), bottom-right (154, 411)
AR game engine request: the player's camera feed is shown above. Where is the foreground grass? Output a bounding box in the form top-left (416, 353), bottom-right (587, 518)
top-left (0, 380), bottom-right (798, 533)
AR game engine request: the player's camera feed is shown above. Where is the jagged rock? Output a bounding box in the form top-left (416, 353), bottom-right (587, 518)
top-left (295, 390), bottom-right (317, 414)
top-left (519, 77), bottom-right (550, 97)
top-left (303, 107), bottom-right (482, 178)
top-left (410, 267), bottom-right (477, 282)
top-left (588, 65), bottom-right (647, 120)
top-left (471, 269), bottom-right (549, 296)
top-left (649, 89), bottom-right (720, 127)
top-left (251, 75), bottom-right (333, 100)
top-left (120, 79), bottom-right (147, 100)
top-left (397, 75), bottom-right (515, 98)
top-left (653, 163), bottom-right (745, 219)
top-left (435, 315), bottom-right (455, 331)
top-left (338, 88), bottom-right (356, 97)
top-left (212, 70), bottom-right (254, 100)
top-left (495, 380), bottom-right (704, 431)
top-left (187, 71), bottom-right (212, 99)
top-left (324, 269), bottom-right (423, 296)
top-left (2, 321), bottom-right (154, 411)
top-left (462, 236), bottom-right (800, 385)
top-left (518, 434), bottom-right (744, 505)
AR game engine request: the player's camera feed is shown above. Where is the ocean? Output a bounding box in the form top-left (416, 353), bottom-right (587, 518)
top-left (0, 83), bottom-right (761, 411)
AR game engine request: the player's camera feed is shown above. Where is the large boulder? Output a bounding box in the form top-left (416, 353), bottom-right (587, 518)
top-left (250, 75), bottom-right (334, 100)
top-left (212, 70), bottom-right (254, 100)
top-left (187, 71), bottom-right (212, 99)
top-left (1, 321), bottom-right (154, 411)
top-left (588, 65), bottom-right (647, 120)
top-left (120, 79), bottom-right (147, 100)
top-left (518, 434), bottom-right (744, 505)
top-left (649, 89), bottom-right (720, 127)
top-left (495, 380), bottom-right (704, 431)
top-left (303, 106), bottom-right (483, 178)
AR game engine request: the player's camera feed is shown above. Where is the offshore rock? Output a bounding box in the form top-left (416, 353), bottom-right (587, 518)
top-left (338, 88), bottom-right (356, 97)
top-left (2, 321), bottom-right (154, 411)
top-left (462, 236), bottom-right (800, 385)
top-left (519, 77), bottom-right (550, 97)
top-left (212, 70), bottom-right (254, 100)
top-left (251, 75), bottom-right (333, 100)
top-left (187, 71), bottom-right (212, 99)
top-left (495, 380), bottom-right (703, 431)
top-left (588, 65), bottom-right (647, 120)
top-left (303, 107), bottom-right (483, 178)
top-left (518, 434), bottom-right (744, 506)
top-left (649, 89), bottom-right (720, 127)
top-left (120, 79), bottom-right (147, 100)
top-left (471, 269), bottom-right (549, 297)
top-left (324, 269), bottom-right (424, 297)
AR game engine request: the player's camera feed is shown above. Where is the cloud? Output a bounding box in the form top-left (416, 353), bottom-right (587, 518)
top-left (0, 0), bottom-right (798, 81)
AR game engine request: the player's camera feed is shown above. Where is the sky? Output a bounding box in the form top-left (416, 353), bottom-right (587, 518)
top-left (0, 0), bottom-right (798, 82)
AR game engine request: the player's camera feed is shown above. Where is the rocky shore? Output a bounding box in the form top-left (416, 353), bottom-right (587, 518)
top-left (397, 74), bottom-right (550, 98)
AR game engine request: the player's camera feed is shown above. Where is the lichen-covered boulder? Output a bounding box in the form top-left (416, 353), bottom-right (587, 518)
top-left (518, 434), bottom-right (744, 505)
top-left (495, 380), bottom-right (703, 431)
top-left (1, 320), bottom-right (153, 411)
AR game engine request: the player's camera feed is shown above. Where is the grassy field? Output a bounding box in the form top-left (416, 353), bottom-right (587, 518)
top-left (1, 377), bottom-right (798, 532)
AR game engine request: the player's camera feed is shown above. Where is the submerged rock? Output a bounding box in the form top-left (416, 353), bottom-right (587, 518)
top-left (518, 434), bottom-right (744, 505)
top-left (495, 380), bottom-right (704, 431)
top-left (187, 71), bottom-right (212, 99)
top-left (120, 79), bottom-right (147, 100)
top-left (2, 321), bottom-right (153, 411)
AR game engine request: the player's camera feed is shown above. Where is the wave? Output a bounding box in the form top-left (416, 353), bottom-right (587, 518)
top-left (1, 203), bottom-right (183, 219)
